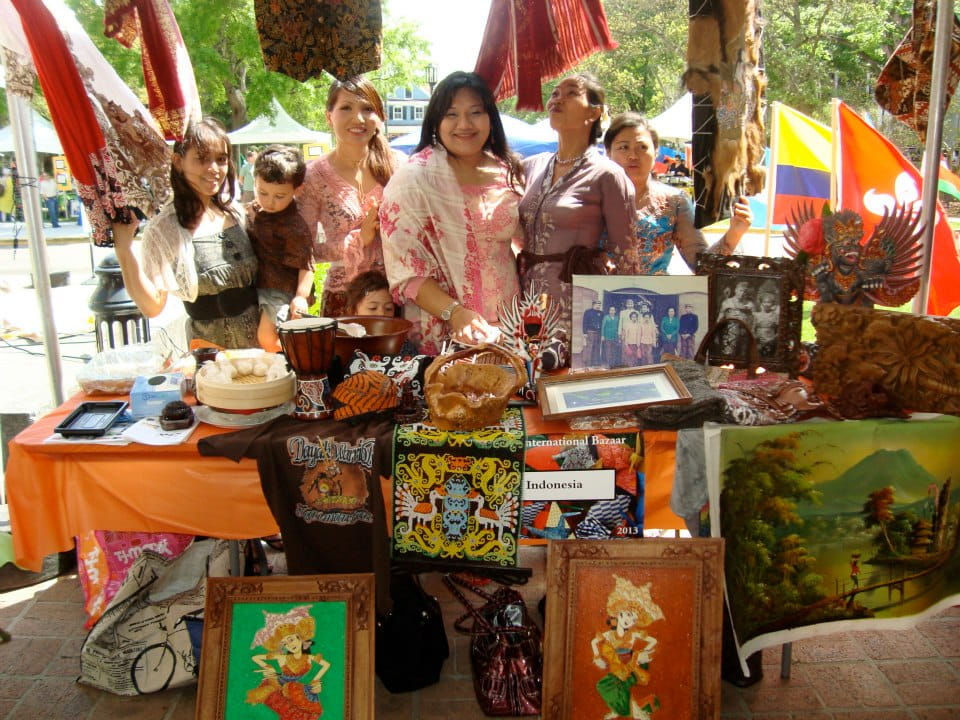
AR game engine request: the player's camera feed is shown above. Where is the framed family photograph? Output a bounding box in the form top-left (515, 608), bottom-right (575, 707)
top-left (695, 254), bottom-right (806, 375)
top-left (571, 274), bottom-right (709, 370)
top-left (196, 574), bottom-right (374, 720)
top-left (542, 538), bottom-right (724, 720)
top-left (536, 364), bottom-right (692, 421)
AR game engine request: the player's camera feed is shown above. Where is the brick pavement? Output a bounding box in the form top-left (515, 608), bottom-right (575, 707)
top-left (1, 553), bottom-right (958, 719)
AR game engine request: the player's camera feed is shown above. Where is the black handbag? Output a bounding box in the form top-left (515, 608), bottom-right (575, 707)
top-left (444, 573), bottom-right (542, 716)
top-left (375, 572), bottom-right (449, 693)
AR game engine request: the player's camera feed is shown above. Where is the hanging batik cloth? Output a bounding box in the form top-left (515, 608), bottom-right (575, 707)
top-left (9, 0), bottom-right (171, 246)
top-left (392, 408), bottom-right (525, 570)
top-left (103, 0), bottom-right (201, 141)
top-left (684, 0), bottom-right (766, 228)
top-left (875, 0), bottom-right (960, 143)
top-left (254, 0), bottom-right (382, 82)
top-left (474, 0), bottom-right (618, 111)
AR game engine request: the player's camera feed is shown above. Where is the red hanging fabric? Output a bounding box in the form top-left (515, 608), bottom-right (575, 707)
top-left (10, 0), bottom-right (171, 246)
top-left (11, 0), bottom-right (105, 188)
top-left (103, 0), bottom-right (201, 141)
top-left (475, 0), bottom-right (618, 111)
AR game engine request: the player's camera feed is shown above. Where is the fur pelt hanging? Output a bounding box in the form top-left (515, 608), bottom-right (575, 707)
top-left (685, 0), bottom-right (766, 227)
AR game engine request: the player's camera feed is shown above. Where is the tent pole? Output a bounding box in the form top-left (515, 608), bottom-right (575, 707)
top-left (915, 0), bottom-right (954, 315)
top-left (4, 85), bottom-right (65, 407)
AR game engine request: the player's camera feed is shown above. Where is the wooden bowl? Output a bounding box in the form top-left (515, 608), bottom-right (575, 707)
top-left (333, 316), bottom-right (413, 366)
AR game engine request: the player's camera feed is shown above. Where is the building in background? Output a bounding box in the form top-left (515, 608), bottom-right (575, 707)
top-left (384, 85), bottom-right (431, 139)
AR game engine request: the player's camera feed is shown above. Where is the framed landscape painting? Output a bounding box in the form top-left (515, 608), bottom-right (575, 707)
top-left (542, 538), bottom-right (724, 720)
top-left (197, 574), bottom-right (374, 720)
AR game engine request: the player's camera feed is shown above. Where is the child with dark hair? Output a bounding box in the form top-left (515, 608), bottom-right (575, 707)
top-left (247, 144), bottom-right (315, 351)
top-left (343, 270), bottom-right (396, 316)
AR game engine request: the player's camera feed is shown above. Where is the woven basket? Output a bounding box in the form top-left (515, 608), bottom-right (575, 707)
top-left (424, 344), bottom-right (527, 431)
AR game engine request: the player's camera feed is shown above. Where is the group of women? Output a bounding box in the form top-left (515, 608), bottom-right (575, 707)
top-left (112, 70), bottom-right (752, 362)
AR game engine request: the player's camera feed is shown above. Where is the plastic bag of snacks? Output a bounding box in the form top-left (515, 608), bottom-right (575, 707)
top-left (76, 343), bottom-right (170, 394)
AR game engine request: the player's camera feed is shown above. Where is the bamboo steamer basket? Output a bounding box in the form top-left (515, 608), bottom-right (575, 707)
top-left (195, 362), bottom-right (296, 411)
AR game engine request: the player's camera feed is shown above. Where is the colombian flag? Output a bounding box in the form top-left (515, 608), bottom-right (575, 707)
top-left (835, 101), bottom-right (960, 317)
top-left (769, 103), bottom-right (832, 224)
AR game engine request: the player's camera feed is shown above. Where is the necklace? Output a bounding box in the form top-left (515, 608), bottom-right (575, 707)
top-left (554, 150), bottom-right (587, 167)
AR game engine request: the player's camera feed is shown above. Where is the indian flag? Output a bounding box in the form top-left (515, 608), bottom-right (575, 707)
top-left (938, 157), bottom-right (960, 201)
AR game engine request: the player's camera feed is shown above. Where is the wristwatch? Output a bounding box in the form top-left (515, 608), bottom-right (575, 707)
top-left (439, 299), bottom-right (461, 322)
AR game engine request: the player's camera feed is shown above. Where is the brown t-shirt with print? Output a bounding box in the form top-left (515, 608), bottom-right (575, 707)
top-left (199, 415), bottom-right (393, 609)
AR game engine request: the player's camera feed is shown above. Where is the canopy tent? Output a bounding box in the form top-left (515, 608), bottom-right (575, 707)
top-left (390, 113), bottom-right (557, 157)
top-left (227, 98), bottom-right (331, 147)
top-left (649, 92), bottom-right (692, 142)
top-left (0, 107), bottom-right (62, 154)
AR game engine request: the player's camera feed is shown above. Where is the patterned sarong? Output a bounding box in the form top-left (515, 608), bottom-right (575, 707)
top-left (392, 408), bottom-right (525, 569)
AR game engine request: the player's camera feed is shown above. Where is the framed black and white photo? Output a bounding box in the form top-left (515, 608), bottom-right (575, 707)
top-left (571, 275), bottom-right (709, 370)
top-left (695, 254), bottom-right (806, 375)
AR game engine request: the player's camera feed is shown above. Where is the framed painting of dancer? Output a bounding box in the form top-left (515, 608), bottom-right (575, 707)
top-left (542, 539), bottom-right (724, 720)
top-left (196, 573), bottom-right (374, 720)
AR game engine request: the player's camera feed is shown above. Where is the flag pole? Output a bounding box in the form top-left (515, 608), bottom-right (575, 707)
top-left (831, 98), bottom-right (839, 213)
top-left (764, 102), bottom-right (779, 256)
top-left (915, 0), bottom-right (954, 315)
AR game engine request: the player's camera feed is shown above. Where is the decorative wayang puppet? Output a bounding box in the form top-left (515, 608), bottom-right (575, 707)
top-left (591, 574), bottom-right (665, 720)
top-left (783, 203), bottom-right (924, 307)
top-left (498, 287), bottom-right (563, 400)
top-left (246, 605), bottom-right (331, 719)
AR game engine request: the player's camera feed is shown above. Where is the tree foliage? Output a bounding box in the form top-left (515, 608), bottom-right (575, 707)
top-left (764, 0), bottom-right (912, 121)
top-left (720, 433), bottom-right (824, 634)
top-left (61, 0), bottom-right (429, 132)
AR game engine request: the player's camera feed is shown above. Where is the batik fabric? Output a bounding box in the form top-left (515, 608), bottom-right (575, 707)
top-left (392, 408), bottom-right (525, 569)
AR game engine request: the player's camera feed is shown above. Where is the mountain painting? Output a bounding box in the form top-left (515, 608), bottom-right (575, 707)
top-left (705, 415), bottom-right (960, 671)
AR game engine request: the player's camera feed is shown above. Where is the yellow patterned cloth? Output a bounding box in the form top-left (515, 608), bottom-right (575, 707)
top-left (392, 408), bottom-right (525, 569)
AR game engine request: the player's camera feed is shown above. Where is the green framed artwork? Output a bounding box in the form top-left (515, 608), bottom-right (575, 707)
top-left (196, 574), bottom-right (374, 720)
top-left (705, 416), bottom-right (960, 674)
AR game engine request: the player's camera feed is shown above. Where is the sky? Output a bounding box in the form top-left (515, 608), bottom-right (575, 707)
top-left (387, 0), bottom-right (493, 80)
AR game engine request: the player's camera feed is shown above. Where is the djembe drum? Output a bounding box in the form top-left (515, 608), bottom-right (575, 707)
top-left (277, 317), bottom-right (337, 420)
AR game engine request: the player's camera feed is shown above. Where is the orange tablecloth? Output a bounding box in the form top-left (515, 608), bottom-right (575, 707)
top-left (6, 395), bottom-right (682, 572)
top-left (6, 393), bottom-right (278, 572)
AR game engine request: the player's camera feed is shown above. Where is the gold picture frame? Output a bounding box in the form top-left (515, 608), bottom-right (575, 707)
top-left (536, 364), bottom-right (692, 421)
top-left (196, 574), bottom-right (374, 720)
top-left (542, 538), bottom-right (725, 720)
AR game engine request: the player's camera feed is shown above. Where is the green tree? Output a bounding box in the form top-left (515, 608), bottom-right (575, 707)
top-left (63, 0), bottom-right (428, 131)
top-left (763, 0), bottom-right (912, 124)
top-left (862, 486), bottom-right (897, 555)
top-left (720, 433), bottom-right (823, 633)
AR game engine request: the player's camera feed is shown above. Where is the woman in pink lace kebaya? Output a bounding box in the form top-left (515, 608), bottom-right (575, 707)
top-left (380, 71), bottom-right (524, 354)
top-left (297, 77), bottom-right (398, 317)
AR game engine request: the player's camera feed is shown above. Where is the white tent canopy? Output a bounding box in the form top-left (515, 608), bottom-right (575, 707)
top-left (227, 98), bottom-right (330, 147)
top-left (0, 107), bottom-right (62, 154)
top-left (649, 92), bottom-right (692, 142)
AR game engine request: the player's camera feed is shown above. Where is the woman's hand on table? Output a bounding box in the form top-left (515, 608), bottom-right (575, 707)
top-left (449, 306), bottom-right (502, 346)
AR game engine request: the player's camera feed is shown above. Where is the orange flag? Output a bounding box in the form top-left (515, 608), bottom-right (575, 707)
top-left (835, 101), bottom-right (960, 316)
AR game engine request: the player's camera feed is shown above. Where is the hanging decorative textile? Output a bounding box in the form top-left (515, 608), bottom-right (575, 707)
top-left (874, 0), bottom-right (960, 144)
top-left (8, 0), bottom-right (171, 246)
top-left (474, 0), bottom-right (618, 111)
top-left (684, 0), bottom-right (766, 228)
top-left (254, 0), bottom-right (382, 82)
top-left (103, 0), bottom-right (201, 142)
